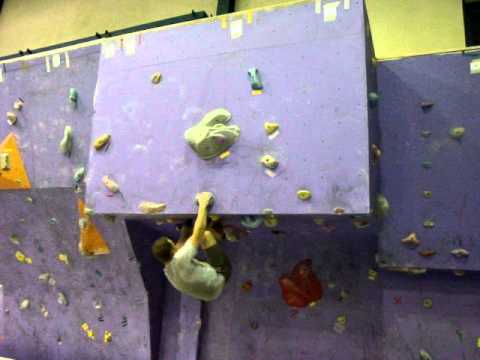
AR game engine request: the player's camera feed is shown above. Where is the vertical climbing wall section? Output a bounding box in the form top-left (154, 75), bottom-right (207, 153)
top-left (86, 0), bottom-right (374, 216)
top-left (377, 53), bottom-right (480, 271)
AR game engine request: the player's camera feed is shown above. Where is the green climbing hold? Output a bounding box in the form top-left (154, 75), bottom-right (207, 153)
top-left (69, 88), bottom-right (78, 103)
top-left (297, 189), bottom-right (312, 201)
top-left (59, 126), bottom-right (73, 156)
top-left (449, 127), bottom-right (465, 140)
top-left (423, 219), bottom-right (435, 229)
top-left (74, 167), bottom-right (86, 183)
top-left (375, 194), bottom-right (390, 218)
top-left (423, 190), bottom-right (432, 199)
top-left (247, 68), bottom-right (263, 90)
top-left (423, 298), bottom-right (433, 309)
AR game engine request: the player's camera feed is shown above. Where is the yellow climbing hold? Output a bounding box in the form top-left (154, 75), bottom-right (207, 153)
top-left (368, 269), bottom-right (378, 281)
top-left (297, 189), bottom-right (312, 201)
top-left (81, 322), bottom-right (95, 340)
top-left (138, 201), bottom-right (167, 214)
top-left (15, 250), bottom-right (32, 264)
top-left (264, 216), bottom-right (278, 228)
top-left (93, 134), bottom-right (111, 150)
top-left (102, 175), bottom-right (119, 193)
top-left (151, 72), bottom-right (162, 85)
top-left (260, 154), bottom-right (279, 170)
top-left (81, 323), bottom-right (89, 331)
top-left (264, 122), bottom-right (279, 135)
top-left (219, 150), bottom-right (231, 160)
top-left (476, 337), bottom-right (480, 348)
top-left (58, 253), bottom-right (70, 265)
top-left (104, 330), bottom-right (113, 343)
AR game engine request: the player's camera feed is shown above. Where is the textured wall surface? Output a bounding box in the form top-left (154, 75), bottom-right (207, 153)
top-left (86, 0), bottom-right (372, 215)
top-left (377, 53), bottom-right (480, 271)
top-left (0, 189), bottom-right (150, 360)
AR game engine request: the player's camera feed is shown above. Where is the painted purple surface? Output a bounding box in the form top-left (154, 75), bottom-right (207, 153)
top-left (86, 0), bottom-right (371, 216)
top-left (0, 47), bottom-right (99, 189)
top-left (144, 217), bottom-right (480, 360)
top-left (0, 189), bottom-right (150, 360)
top-left (377, 54), bottom-right (480, 270)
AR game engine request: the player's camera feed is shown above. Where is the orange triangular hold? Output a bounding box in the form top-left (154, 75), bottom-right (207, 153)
top-left (0, 133), bottom-right (31, 190)
top-left (78, 199), bottom-right (111, 256)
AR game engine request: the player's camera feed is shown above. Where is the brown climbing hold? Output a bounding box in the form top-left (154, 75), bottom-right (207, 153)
top-left (102, 175), bottom-right (119, 193)
top-left (451, 248), bottom-right (469, 258)
top-left (371, 144), bottom-right (382, 164)
top-left (333, 207), bottom-right (345, 215)
top-left (241, 280), bottom-right (253, 292)
top-left (93, 134), bottom-right (111, 150)
top-left (78, 199), bottom-right (111, 256)
top-left (6, 112), bottom-right (17, 126)
top-left (418, 249), bottom-right (436, 257)
top-left (138, 201), bottom-right (167, 214)
top-left (401, 232), bottom-right (419, 247)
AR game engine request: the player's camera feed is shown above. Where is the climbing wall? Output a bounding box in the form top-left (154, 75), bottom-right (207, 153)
top-left (85, 0), bottom-right (374, 216)
top-left (376, 53), bottom-right (480, 271)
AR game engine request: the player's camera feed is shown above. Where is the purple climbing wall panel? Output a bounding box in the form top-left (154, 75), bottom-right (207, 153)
top-left (377, 53), bottom-right (480, 271)
top-left (0, 47), bottom-right (98, 188)
top-left (0, 190), bottom-right (150, 360)
top-left (86, 0), bottom-right (373, 216)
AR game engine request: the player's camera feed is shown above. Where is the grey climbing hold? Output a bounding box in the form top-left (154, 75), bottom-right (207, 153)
top-left (247, 67), bottom-right (263, 90)
top-left (59, 126), bottom-right (73, 156)
top-left (241, 216), bottom-right (263, 229)
top-left (449, 127), bottom-right (465, 140)
top-left (74, 167), bottom-right (86, 183)
top-left (421, 161), bottom-right (432, 169)
top-left (184, 108), bottom-right (240, 160)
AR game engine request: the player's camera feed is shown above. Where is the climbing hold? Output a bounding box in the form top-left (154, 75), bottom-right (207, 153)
top-left (249, 320), bottom-right (259, 330)
top-left (247, 67), bottom-right (263, 90)
top-left (219, 150), bottom-right (231, 160)
top-left (423, 190), bottom-right (432, 199)
top-left (262, 208), bottom-right (274, 216)
top-left (57, 292), bottom-right (68, 306)
top-left (352, 218), bottom-right (370, 229)
top-left (296, 189), bottom-right (311, 201)
top-left (421, 130), bottom-right (432, 138)
top-left (151, 72), bottom-right (162, 85)
top-left (423, 298), bottom-right (433, 309)
top-left (93, 299), bottom-right (103, 310)
top-left (260, 155), bottom-right (278, 170)
top-left (38, 273), bottom-right (50, 282)
top-left (264, 122), bottom-right (279, 135)
top-left (138, 201), bottom-right (167, 214)
top-left (333, 314), bottom-right (347, 334)
top-left (81, 323), bottom-right (95, 340)
top-left (418, 250), bottom-right (436, 257)
top-left (420, 101), bottom-right (434, 110)
top-left (421, 161), bottom-right (432, 169)
top-left (73, 167), bottom-right (86, 183)
top-left (401, 232), bottom-right (419, 247)
top-left (453, 270), bottom-right (465, 277)
top-left (78, 199), bottom-right (111, 256)
top-left (58, 253), bottom-right (70, 265)
top-left (24, 196), bottom-right (33, 203)
top-left (371, 144), bottom-right (382, 163)
top-left (423, 219), bottom-right (435, 229)
top-left (59, 126), bottom-right (73, 156)
top-left (48, 217), bottom-right (58, 225)
top-left (333, 207), bottom-right (345, 215)
top-left (104, 330), bottom-right (113, 343)
top-left (368, 92), bottom-right (379, 107)
top-left (6, 111), bottom-right (17, 126)
top-left (368, 269), bottom-right (378, 281)
top-left (264, 216), bottom-right (278, 228)
top-left (241, 215), bottom-right (263, 229)
top-left (102, 175), bottom-right (119, 193)
top-left (19, 298), bottom-right (30, 310)
top-left (13, 98), bottom-right (24, 111)
top-left (419, 349), bottom-right (432, 360)
top-left (93, 134), bottom-right (111, 151)
top-left (241, 280), bottom-right (253, 292)
top-left (39, 304), bottom-right (49, 318)
top-left (184, 108), bottom-right (240, 160)
top-left (339, 290), bottom-right (349, 301)
top-left (451, 248), bottom-right (469, 258)
top-left (375, 194), bottom-right (389, 218)
top-left (15, 250), bottom-right (32, 264)
top-left (69, 88), bottom-right (78, 104)
top-left (9, 234), bottom-right (20, 245)
top-left (449, 127), bottom-right (465, 140)
top-left (313, 217), bottom-right (325, 225)
top-left (0, 152), bottom-right (10, 170)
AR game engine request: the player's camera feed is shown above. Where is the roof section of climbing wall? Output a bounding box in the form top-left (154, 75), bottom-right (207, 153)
top-left (86, 0), bottom-right (374, 216)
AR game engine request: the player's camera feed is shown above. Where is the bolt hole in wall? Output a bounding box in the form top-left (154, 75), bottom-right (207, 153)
top-left (464, 0), bottom-right (480, 46)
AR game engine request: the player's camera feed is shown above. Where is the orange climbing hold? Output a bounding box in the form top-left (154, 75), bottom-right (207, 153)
top-left (77, 199), bottom-right (111, 256)
top-left (0, 133), bottom-right (31, 190)
top-left (279, 259), bottom-right (323, 308)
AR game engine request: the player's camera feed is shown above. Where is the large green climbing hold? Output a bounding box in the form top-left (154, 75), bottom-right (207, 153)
top-left (184, 108), bottom-right (240, 160)
top-left (449, 127), bottom-right (465, 140)
top-left (375, 194), bottom-right (389, 218)
top-left (247, 68), bottom-right (263, 90)
top-left (59, 126), bottom-right (73, 156)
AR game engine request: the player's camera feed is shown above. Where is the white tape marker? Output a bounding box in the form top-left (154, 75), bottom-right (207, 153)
top-left (315, 0), bottom-right (322, 14)
top-left (64, 52), bottom-right (70, 68)
top-left (324, 1), bottom-right (340, 22)
top-left (344, 0), bottom-right (351, 10)
top-left (45, 56), bottom-right (51, 73)
top-left (230, 18), bottom-right (243, 39)
top-left (470, 59), bottom-right (480, 75)
top-left (124, 36), bottom-right (137, 56)
top-left (52, 53), bottom-right (61, 68)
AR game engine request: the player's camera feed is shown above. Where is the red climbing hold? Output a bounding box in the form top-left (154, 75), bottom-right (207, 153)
top-left (279, 259), bottom-right (323, 308)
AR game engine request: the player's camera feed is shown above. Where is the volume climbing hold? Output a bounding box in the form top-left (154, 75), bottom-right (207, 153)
top-left (260, 155), bottom-right (279, 170)
top-left (59, 126), bottom-right (73, 156)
